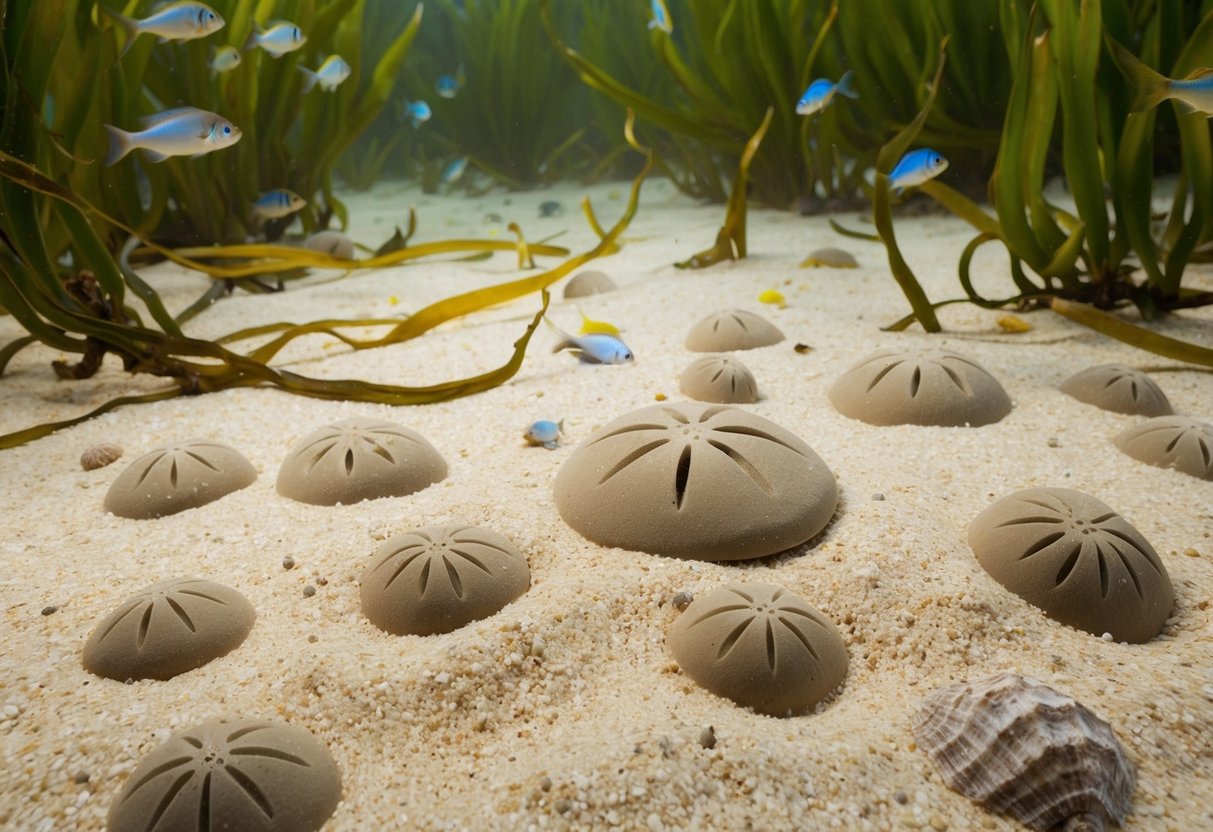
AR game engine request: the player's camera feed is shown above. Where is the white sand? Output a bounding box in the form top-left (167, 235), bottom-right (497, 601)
top-left (1, 176), bottom-right (1210, 831)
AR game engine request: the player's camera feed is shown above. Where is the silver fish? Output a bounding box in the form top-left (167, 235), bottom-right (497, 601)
top-left (298, 55), bottom-right (351, 93)
top-left (252, 189), bottom-right (306, 219)
top-left (102, 2), bottom-right (224, 56)
top-left (244, 21), bottom-right (306, 57)
top-left (210, 45), bottom-right (241, 76)
top-left (103, 107), bottom-right (241, 166)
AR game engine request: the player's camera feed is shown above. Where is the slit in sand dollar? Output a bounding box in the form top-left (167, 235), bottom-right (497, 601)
top-left (563, 269), bottom-right (617, 298)
top-left (107, 718), bottom-right (341, 832)
top-left (668, 581), bottom-right (848, 716)
top-left (680, 355), bottom-right (759, 404)
top-left (912, 671), bottom-right (1135, 832)
top-left (1113, 416), bottom-right (1213, 481)
top-left (83, 578), bottom-right (256, 681)
top-left (553, 402), bottom-right (837, 561)
top-left (104, 440), bottom-right (256, 519)
top-left (968, 487), bottom-right (1173, 643)
top-left (1059, 364), bottom-right (1172, 416)
top-left (685, 309), bottom-right (784, 352)
top-left (276, 417), bottom-right (447, 506)
top-left (360, 524), bottom-right (530, 636)
top-left (829, 347), bottom-right (1011, 426)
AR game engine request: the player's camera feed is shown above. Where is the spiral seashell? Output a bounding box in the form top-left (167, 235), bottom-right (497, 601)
top-left (912, 672), bottom-right (1135, 831)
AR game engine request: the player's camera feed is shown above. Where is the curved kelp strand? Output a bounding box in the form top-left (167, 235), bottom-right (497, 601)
top-left (1050, 298), bottom-right (1213, 368)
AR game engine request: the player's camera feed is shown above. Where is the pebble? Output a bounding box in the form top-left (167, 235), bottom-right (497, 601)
top-left (303, 585), bottom-right (316, 598)
top-left (671, 591), bottom-right (693, 611)
top-left (698, 726), bottom-right (716, 749)
top-left (282, 556), bottom-right (296, 570)
top-left (872, 493), bottom-right (885, 501)
top-left (1047, 437), bottom-right (1060, 448)
top-left (40, 606), bottom-right (58, 616)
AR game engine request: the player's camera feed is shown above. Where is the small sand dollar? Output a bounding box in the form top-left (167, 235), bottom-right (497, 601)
top-left (969, 488), bottom-right (1173, 643)
top-left (668, 582), bottom-right (848, 716)
top-left (104, 441), bottom-right (256, 519)
top-left (553, 402), bottom-right (837, 561)
top-left (107, 718), bottom-right (341, 832)
top-left (360, 525), bottom-right (530, 636)
top-left (563, 269), bottom-right (617, 298)
top-left (81, 443), bottom-right (123, 471)
top-left (799, 247), bottom-right (858, 268)
top-left (685, 309), bottom-right (784, 352)
top-left (1114, 416), bottom-right (1213, 481)
top-left (1059, 364), bottom-right (1172, 416)
top-left (276, 417), bottom-right (447, 506)
top-left (829, 347), bottom-right (1011, 426)
top-left (301, 230), bottom-right (355, 259)
top-left (680, 355), bottom-right (759, 404)
top-left (83, 578), bottom-right (255, 681)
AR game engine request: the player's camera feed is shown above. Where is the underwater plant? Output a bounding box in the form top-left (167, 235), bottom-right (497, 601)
top-left (873, 0), bottom-right (1213, 366)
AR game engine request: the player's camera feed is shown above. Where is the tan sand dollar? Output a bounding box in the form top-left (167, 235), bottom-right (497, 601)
top-left (679, 355), bottom-right (759, 403)
top-left (1059, 364), bottom-right (1172, 416)
top-left (799, 247), bottom-right (859, 268)
top-left (276, 417), bottom-right (447, 506)
top-left (968, 487), bottom-right (1173, 643)
top-left (104, 440), bottom-right (256, 519)
top-left (563, 269), bottom-right (617, 298)
top-left (829, 347), bottom-right (1012, 426)
top-left (668, 582), bottom-right (848, 716)
top-left (1113, 416), bottom-right (1213, 481)
top-left (685, 309), bottom-right (784, 352)
top-left (361, 525), bottom-right (530, 636)
top-left (553, 402), bottom-right (837, 560)
top-left (107, 719), bottom-right (341, 832)
top-left (83, 578), bottom-right (255, 681)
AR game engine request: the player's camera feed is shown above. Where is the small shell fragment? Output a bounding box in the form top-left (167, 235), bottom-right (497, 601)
top-left (996, 314), bottom-right (1032, 333)
top-left (799, 247), bottom-right (858, 268)
top-left (912, 672), bottom-right (1135, 831)
top-left (81, 443), bottom-right (123, 471)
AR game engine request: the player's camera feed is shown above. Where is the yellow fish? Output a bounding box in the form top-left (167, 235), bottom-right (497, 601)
top-left (577, 308), bottom-right (621, 337)
top-left (758, 289), bottom-right (786, 308)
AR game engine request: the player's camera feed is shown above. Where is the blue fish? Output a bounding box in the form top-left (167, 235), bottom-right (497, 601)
top-left (648, 0), bottom-right (673, 33)
top-left (252, 189), bottom-right (306, 219)
top-left (524, 419), bottom-right (563, 450)
top-left (441, 156), bottom-right (469, 185)
top-left (546, 319), bottom-right (633, 364)
top-left (888, 148), bottom-right (948, 193)
top-left (436, 65), bottom-right (464, 99)
top-left (400, 98), bottom-right (432, 128)
top-left (796, 70), bottom-right (858, 116)
top-left (103, 107), bottom-right (241, 166)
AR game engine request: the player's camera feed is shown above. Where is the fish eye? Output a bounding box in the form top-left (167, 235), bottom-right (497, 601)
top-left (223, 125), bottom-right (231, 135)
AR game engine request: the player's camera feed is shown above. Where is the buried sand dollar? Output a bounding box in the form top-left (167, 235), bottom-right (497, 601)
top-left (276, 417), bottom-right (447, 506)
top-left (968, 487), bottom-right (1173, 643)
top-left (104, 440), bottom-right (257, 519)
top-left (668, 582), bottom-right (848, 716)
top-left (1113, 415), bottom-right (1213, 481)
top-left (108, 719), bottom-right (341, 832)
top-left (1059, 364), bottom-right (1172, 416)
top-left (685, 309), bottom-right (784, 352)
top-left (562, 269), bottom-right (617, 298)
top-left (361, 525), bottom-right (530, 636)
top-left (83, 578), bottom-right (255, 682)
top-left (679, 355), bottom-right (759, 404)
top-left (553, 402), bottom-right (837, 560)
top-left (829, 347), bottom-right (1012, 427)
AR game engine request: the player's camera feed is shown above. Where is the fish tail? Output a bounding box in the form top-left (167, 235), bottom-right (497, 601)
top-left (102, 124), bottom-right (133, 166)
top-left (544, 318), bottom-right (573, 353)
top-left (242, 28), bottom-right (259, 52)
top-left (297, 65), bottom-right (318, 93)
top-left (98, 5), bottom-right (140, 56)
top-left (836, 69), bottom-right (859, 100)
top-left (1106, 37), bottom-right (1171, 112)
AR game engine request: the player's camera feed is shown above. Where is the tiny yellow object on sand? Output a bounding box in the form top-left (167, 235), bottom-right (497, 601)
top-left (996, 314), bottom-right (1032, 333)
top-left (758, 289), bottom-right (786, 308)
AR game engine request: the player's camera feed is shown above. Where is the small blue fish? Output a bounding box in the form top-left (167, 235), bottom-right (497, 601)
top-left (253, 189), bottom-right (306, 219)
top-left (524, 419), bottom-right (563, 450)
top-left (400, 98), bottom-right (432, 128)
top-left (103, 107), bottom-right (241, 166)
top-left (244, 21), bottom-right (306, 56)
top-left (796, 70), bottom-right (858, 116)
top-left (298, 55), bottom-right (351, 93)
top-left (888, 148), bottom-right (948, 193)
top-left (441, 156), bottom-right (469, 185)
top-left (436, 65), bottom-right (464, 99)
top-left (648, 0), bottom-right (673, 33)
top-left (546, 319), bottom-right (633, 364)
top-left (101, 2), bottom-right (225, 56)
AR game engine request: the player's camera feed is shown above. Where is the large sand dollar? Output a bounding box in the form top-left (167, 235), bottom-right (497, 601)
top-left (276, 417), bottom-right (446, 506)
top-left (829, 347), bottom-right (1011, 426)
top-left (104, 440), bottom-right (257, 519)
top-left (968, 487), bottom-right (1173, 643)
top-left (1059, 364), bottom-right (1172, 416)
top-left (685, 309), bottom-right (784, 352)
top-left (1113, 416), bottom-right (1213, 481)
top-left (553, 402), bottom-right (837, 560)
top-left (679, 355), bottom-right (759, 403)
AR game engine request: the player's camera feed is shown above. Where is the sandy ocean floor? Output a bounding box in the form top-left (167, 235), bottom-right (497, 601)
top-left (1, 175), bottom-right (1211, 831)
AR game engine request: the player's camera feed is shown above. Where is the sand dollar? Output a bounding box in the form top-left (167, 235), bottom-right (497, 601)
top-left (668, 582), bottom-right (848, 716)
top-left (968, 487), bottom-right (1173, 643)
top-left (1113, 416), bottom-right (1213, 481)
top-left (685, 310), bottom-right (784, 352)
top-left (83, 578), bottom-right (255, 681)
top-left (829, 347), bottom-right (1012, 426)
top-left (276, 417), bottom-right (447, 506)
top-left (360, 525), bottom-right (530, 636)
top-left (107, 719), bottom-right (341, 832)
top-left (1059, 364), bottom-right (1172, 416)
top-left (104, 441), bottom-right (257, 519)
top-left (563, 269), bottom-right (617, 298)
top-left (799, 247), bottom-right (858, 268)
top-left (553, 402), bottom-right (837, 561)
top-left (679, 355), bottom-right (759, 404)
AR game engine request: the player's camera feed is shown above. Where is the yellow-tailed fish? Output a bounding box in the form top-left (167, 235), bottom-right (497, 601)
top-left (298, 55), bottom-right (351, 93)
top-left (545, 319), bottom-right (633, 364)
top-left (210, 45), bottom-right (241, 76)
top-left (524, 419), bottom-right (563, 450)
top-left (1109, 37), bottom-right (1213, 115)
top-left (758, 289), bottom-right (786, 308)
top-left (101, 2), bottom-right (224, 57)
top-left (244, 21), bottom-right (306, 56)
top-left (253, 189), bottom-right (306, 219)
top-left (103, 107), bottom-right (240, 166)
top-left (577, 308), bottom-right (621, 337)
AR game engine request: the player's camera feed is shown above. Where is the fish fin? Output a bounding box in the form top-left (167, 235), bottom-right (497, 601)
top-left (141, 149), bottom-right (171, 163)
top-left (297, 65), bottom-right (318, 93)
top-left (138, 106), bottom-right (204, 127)
top-left (1106, 36), bottom-right (1172, 113)
top-left (1182, 67), bottom-right (1213, 80)
top-left (1174, 98), bottom-right (1198, 114)
top-left (242, 28), bottom-right (260, 52)
top-left (98, 5), bottom-right (141, 57)
top-left (836, 69), bottom-right (859, 100)
top-left (647, 19), bottom-right (657, 29)
top-left (102, 124), bottom-right (133, 166)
